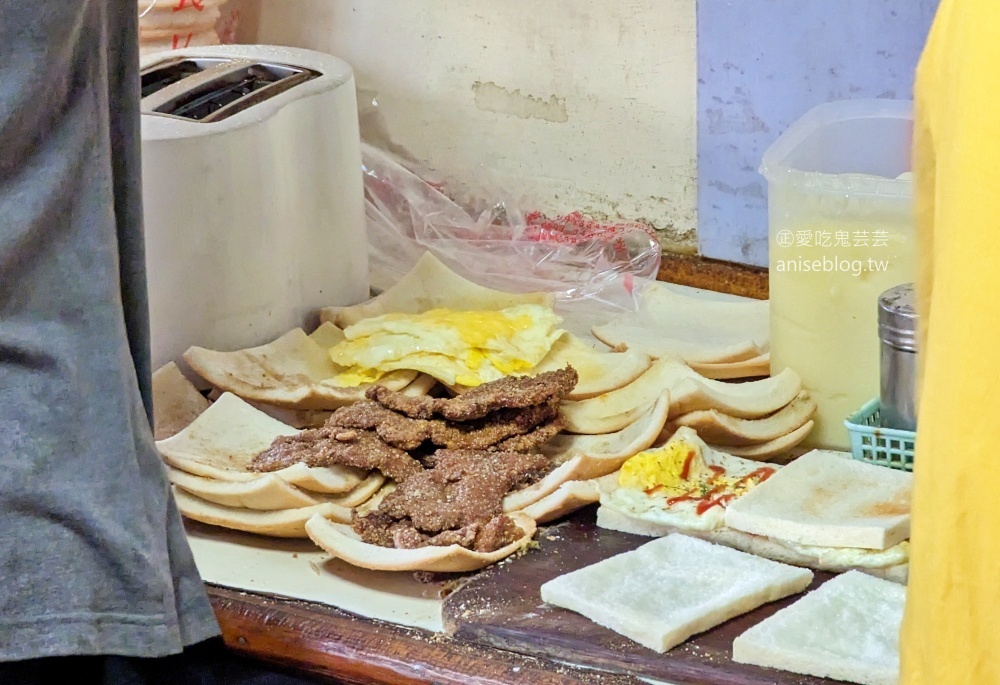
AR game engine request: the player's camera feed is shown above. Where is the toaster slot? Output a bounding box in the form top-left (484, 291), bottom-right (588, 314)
top-left (140, 57), bottom-right (319, 123)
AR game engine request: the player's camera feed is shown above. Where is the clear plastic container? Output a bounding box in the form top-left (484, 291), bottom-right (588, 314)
top-left (761, 99), bottom-right (917, 451)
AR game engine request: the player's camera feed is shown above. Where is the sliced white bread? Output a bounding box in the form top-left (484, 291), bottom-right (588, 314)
top-left (594, 506), bottom-right (908, 583)
top-left (732, 570), bottom-right (905, 685)
top-left (540, 534), bottom-right (812, 653)
top-left (666, 392), bottom-right (817, 446)
top-left (183, 324), bottom-right (415, 410)
top-left (725, 450), bottom-right (912, 551)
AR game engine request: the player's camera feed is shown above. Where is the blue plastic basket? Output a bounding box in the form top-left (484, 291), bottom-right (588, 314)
top-left (843, 399), bottom-right (915, 472)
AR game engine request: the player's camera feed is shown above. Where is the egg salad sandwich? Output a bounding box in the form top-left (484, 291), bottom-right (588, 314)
top-left (596, 427), bottom-right (911, 583)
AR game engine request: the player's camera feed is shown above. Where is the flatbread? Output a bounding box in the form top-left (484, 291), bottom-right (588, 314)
top-left (689, 353), bottom-right (770, 380)
top-left (592, 285), bottom-right (768, 364)
top-left (666, 392), bottom-right (817, 446)
top-left (184, 325), bottom-right (416, 410)
top-left (732, 570), bottom-right (905, 685)
top-left (322, 252), bottom-right (554, 328)
top-left (246, 402), bottom-right (331, 429)
top-left (155, 392), bottom-right (364, 493)
top-left (519, 475), bottom-right (616, 523)
top-left (399, 373), bottom-right (440, 396)
top-left (168, 467), bottom-right (321, 510)
top-left (152, 362), bottom-right (211, 440)
top-left (244, 372), bottom-right (437, 429)
top-left (259, 462), bottom-right (368, 495)
top-left (167, 467), bottom-right (385, 511)
top-left (560, 357), bottom-right (674, 434)
top-left (540, 534), bottom-right (813, 653)
top-left (666, 363), bottom-right (802, 419)
top-left (320, 472), bottom-right (387, 508)
top-left (304, 511), bottom-right (537, 572)
top-left (544, 393), bottom-right (671, 465)
top-left (532, 333), bottom-right (652, 400)
top-left (173, 487), bottom-right (352, 538)
top-left (722, 421), bottom-right (815, 462)
top-left (355, 482), bottom-right (396, 516)
top-left (725, 450), bottom-right (913, 551)
top-left (502, 457), bottom-right (587, 512)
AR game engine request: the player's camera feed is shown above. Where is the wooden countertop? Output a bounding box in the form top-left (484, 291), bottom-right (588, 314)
top-left (208, 586), bottom-right (640, 685)
top-left (209, 255), bottom-right (772, 685)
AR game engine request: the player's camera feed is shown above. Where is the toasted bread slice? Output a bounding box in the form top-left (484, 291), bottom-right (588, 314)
top-left (725, 450), bottom-right (912, 551)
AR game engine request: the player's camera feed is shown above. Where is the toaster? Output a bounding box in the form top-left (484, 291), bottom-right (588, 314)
top-left (139, 45), bottom-right (369, 372)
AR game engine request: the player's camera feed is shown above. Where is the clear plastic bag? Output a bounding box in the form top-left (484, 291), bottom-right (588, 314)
top-left (362, 143), bottom-right (662, 324)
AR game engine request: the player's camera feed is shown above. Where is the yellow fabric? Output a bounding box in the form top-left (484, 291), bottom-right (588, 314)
top-left (902, 1), bottom-right (1000, 683)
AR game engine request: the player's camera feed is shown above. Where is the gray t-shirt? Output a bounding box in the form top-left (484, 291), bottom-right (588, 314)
top-left (0, 2), bottom-right (220, 660)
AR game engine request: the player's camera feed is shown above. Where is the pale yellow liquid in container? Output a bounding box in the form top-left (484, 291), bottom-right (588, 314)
top-left (768, 185), bottom-right (916, 450)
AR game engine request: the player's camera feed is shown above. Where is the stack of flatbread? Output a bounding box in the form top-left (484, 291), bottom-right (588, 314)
top-left (557, 354), bottom-right (813, 460)
top-left (655, 360), bottom-right (816, 462)
top-left (152, 364), bottom-right (392, 537)
top-left (592, 283), bottom-right (771, 380)
top-left (138, 0), bottom-right (226, 56)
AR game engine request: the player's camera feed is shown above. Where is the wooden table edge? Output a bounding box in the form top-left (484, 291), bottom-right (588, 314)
top-left (207, 585), bottom-right (643, 685)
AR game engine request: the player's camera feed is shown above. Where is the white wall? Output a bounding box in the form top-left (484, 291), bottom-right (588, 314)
top-left (234, 0), bottom-right (698, 252)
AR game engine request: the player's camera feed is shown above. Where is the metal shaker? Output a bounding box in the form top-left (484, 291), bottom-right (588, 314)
top-left (878, 283), bottom-right (918, 431)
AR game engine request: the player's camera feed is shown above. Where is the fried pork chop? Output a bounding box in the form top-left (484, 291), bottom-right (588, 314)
top-left (365, 366), bottom-right (578, 421)
top-left (328, 400), bottom-right (561, 451)
top-left (353, 449), bottom-right (549, 553)
top-left (249, 426), bottom-right (423, 482)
